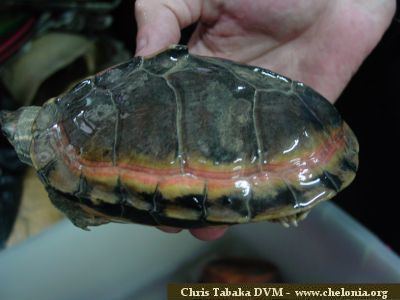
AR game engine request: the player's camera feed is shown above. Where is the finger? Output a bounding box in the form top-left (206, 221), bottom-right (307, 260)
top-left (190, 226), bottom-right (228, 241)
top-left (134, 0), bottom-right (202, 56)
top-left (157, 226), bottom-right (182, 234)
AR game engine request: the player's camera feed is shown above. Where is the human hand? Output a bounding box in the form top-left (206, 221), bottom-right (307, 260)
top-left (134, 0), bottom-right (396, 240)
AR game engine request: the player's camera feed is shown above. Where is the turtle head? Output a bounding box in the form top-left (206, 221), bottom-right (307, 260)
top-left (0, 106), bottom-right (41, 166)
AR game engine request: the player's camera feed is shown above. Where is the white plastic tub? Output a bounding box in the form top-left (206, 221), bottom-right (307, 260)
top-left (0, 202), bottom-right (399, 300)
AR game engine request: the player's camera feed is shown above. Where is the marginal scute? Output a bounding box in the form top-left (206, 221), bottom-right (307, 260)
top-left (45, 159), bottom-right (81, 194)
top-left (31, 129), bottom-right (57, 171)
top-left (205, 178), bottom-right (252, 224)
top-left (154, 191), bottom-right (204, 222)
top-left (94, 57), bottom-right (143, 89)
top-left (204, 56), bottom-right (291, 92)
top-left (88, 183), bottom-right (120, 205)
top-left (145, 177), bottom-right (206, 223)
top-left (33, 99), bottom-right (60, 131)
top-left (142, 45), bottom-right (189, 75)
top-left (58, 78), bottom-right (93, 106)
top-left (61, 88), bottom-right (118, 162)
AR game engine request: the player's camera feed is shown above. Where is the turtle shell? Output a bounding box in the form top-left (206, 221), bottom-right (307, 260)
top-left (30, 45), bottom-right (358, 228)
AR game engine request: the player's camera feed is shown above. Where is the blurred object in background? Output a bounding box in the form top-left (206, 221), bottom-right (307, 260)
top-left (0, 0), bottom-right (121, 12)
top-left (0, 147), bottom-right (25, 249)
top-left (334, 11), bottom-right (400, 253)
top-left (1, 32), bottom-right (129, 105)
top-left (0, 0), bottom-right (130, 248)
top-left (199, 257), bottom-right (282, 283)
top-left (0, 0), bottom-right (129, 106)
top-left (1, 32), bottom-right (96, 105)
top-left (0, 12), bottom-right (37, 65)
top-left (5, 168), bottom-right (63, 248)
top-left (0, 80), bottom-right (26, 250)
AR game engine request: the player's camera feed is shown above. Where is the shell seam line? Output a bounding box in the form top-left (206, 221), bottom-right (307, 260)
top-left (116, 177), bottom-right (126, 217)
top-left (197, 56), bottom-right (266, 172)
top-left (292, 91), bottom-right (340, 149)
top-left (281, 175), bottom-right (299, 209)
top-left (37, 159), bottom-right (57, 188)
top-left (322, 170), bottom-right (340, 192)
top-left (150, 183), bottom-right (161, 225)
top-left (108, 91), bottom-right (119, 167)
top-left (109, 88), bottom-right (123, 207)
top-left (252, 90), bottom-right (264, 172)
top-left (141, 68), bottom-right (186, 174)
top-left (141, 68), bottom-right (159, 77)
top-left (74, 173), bottom-right (87, 199)
top-left (163, 56), bottom-right (189, 77)
top-left (136, 56), bottom-right (144, 70)
top-left (28, 106), bottom-right (42, 163)
top-left (164, 76), bottom-right (185, 175)
top-left (245, 187), bottom-right (252, 221)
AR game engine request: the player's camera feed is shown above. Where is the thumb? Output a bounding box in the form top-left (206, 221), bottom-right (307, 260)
top-left (134, 0), bottom-right (202, 56)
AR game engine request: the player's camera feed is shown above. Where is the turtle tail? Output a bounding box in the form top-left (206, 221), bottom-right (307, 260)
top-left (0, 106), bottom-right (41, 166)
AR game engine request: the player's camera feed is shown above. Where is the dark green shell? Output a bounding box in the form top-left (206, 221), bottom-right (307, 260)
top-left (12, 45), bottom-right (360, 229)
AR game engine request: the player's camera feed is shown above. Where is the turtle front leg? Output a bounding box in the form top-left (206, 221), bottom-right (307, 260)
top-left (46, 187), bottom-right (109, 230)
top-left (271, 210), bottom-right (311, 228)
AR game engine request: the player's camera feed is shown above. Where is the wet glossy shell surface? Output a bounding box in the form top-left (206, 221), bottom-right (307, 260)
top-left (30, 45), bottom-right (359, 228)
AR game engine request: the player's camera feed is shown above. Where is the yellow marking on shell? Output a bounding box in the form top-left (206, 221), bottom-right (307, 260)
top-left (206, 206), bottom-right (248, 223)
top-left (119, 153), bottom-right (180, 171)
top-left (206, 180), bottom-right (238, 200)
top-left (44, 118), bottom-right (356, 225)
top-left (125, 196), bottom-right (152, 211)
top-left (120, 170), bottom-right (158, 195)
top-left (90, 186), bottom-right (119, 205)
top-left (251, 205), bottom-right (305, 222)
top-left (250, 173), bottom-right (285, 199)
top-left (162, 206), bottom-right (201, 220)
top-left (82, 167), bottom-right (118, 188)
top-left (158, 176), bottom-right (204, 199)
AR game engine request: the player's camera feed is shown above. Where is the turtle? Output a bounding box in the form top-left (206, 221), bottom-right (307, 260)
top-left (0, 45), bottom-right (359, 230)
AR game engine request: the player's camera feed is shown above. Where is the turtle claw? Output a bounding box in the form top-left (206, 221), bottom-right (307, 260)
top-left (289, 216), bottom-right (298, 227)
top-left (296, 210), bottom-right (310, 221)
top-left (275, 209), bottom-right (311, 227)
top-left (278, 216), bottom-right (297, 228)
top-left (279, 219), bottom-right (290, 228)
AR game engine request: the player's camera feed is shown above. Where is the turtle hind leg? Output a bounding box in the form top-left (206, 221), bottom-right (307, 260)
top-left (46, 187), bottom-right (109, 230)
top-left (271, 210), bottom-right (311, 228)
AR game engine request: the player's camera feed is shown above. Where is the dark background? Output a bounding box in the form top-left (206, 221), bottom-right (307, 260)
top-left (112, 1), bottom-right (400, 254)
top-left (335, 16), bottom-right (400, 254)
